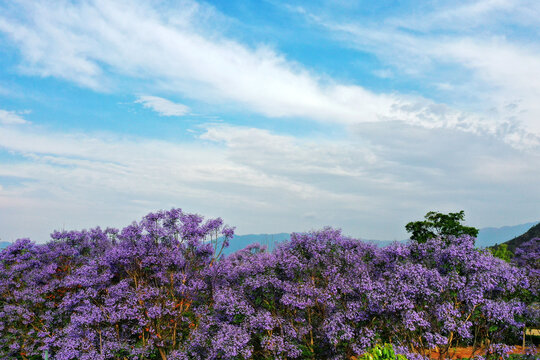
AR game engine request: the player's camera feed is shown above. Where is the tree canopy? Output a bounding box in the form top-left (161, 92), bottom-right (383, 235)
top-left (405, 210), bottom-right (479, 244)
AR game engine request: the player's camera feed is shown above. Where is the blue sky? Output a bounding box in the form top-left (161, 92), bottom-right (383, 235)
top-left (1, 0), bottom-right (540, 242)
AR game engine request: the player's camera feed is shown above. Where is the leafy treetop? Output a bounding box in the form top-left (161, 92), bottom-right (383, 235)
top-left (405, 210), bottom-right (479, 244)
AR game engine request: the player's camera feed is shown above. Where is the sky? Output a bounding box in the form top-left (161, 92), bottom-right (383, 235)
top-left (0, 0), bottom-right (540, 242)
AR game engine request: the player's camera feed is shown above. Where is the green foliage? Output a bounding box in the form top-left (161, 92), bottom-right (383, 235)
top-left (358, 344), bottom-right (408, 360)
top-left (405, 210), bottom-right (479, 244)
top-left (490, 243), bottom-right (513, 262)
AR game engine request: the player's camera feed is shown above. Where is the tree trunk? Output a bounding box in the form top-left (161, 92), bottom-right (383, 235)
top-left (159, 347), bottom-right (167, 360)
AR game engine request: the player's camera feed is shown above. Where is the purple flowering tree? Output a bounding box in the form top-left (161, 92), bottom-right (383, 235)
top-left (0, 209), bottom-right (537, 360)
top-left (384, 236), bottom-right (527, 359)
top-left (513, 238), bottom-right (540, 335)
top-left (0, 227), bottom-right (115, 359)
top-left (206, 228), bottom-right (380, 359)
top-left (0, 209), bottom-right (234, 360)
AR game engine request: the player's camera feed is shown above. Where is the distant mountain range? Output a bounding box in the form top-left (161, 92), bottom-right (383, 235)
top-left (497, 222), bottom-right (540, 252)
top-left (476, 221), bottom-right (539, 248)
top-left (224, 221), bottom-right (540, 254)
top-left (223, 233), bottom-right (290, 255)
top-left (1, 221), bottom-right (538, 254)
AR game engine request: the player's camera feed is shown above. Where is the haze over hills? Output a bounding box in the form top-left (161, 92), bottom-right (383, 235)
top-left (224, 221), bottom-right (539, 254)
top-left (476, 221), bottom-right (539, 248)
top-left (223, 233), bottom-right (291, 255)
top-left (1, 221), bottom-right (538, 253)
top-left (498, 222), bottom-right (540, 252)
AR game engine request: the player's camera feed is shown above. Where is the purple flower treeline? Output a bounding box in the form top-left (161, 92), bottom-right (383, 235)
top-left (0, 209), bottom-right (538, 360)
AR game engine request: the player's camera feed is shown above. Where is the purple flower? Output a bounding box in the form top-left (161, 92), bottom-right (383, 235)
top-left (0, 210), bottom-right (536, 359)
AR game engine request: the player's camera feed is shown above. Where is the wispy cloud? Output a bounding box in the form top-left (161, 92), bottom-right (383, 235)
top-left (1, 121), bottom-right (539, 241)
top-left (287, 0), bottom-right (540, 142)
top-left (1, 0), bottom-right (539, 242)
top-left (0, 0), bottom-right (535, 146)
top-left (0, 109), bottom-right (28, 125)
top-left (135, 96), bottom-right (190, 116)
top-left (388, 0), bottom-right (539, 32)
top-left (0, 0), bottom-right (393, 123)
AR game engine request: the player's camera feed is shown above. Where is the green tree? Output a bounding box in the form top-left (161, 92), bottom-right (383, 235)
top-left (489, 243), bottom-right (513, 262)
top-left (405, 210), bottom-right (479, 244)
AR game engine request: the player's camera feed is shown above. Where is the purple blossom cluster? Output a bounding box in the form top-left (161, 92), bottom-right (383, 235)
top-left (513, 238), bottom-right (540, 330)
top-left (0, 209), bottom-right (537, 360)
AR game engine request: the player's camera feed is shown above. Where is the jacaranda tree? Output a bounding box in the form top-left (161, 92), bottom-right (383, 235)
top-left (0, 209), bottom-right (537, 360)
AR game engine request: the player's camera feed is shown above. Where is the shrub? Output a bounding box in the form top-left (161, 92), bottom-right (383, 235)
top-left (357, 343), bottom-right (408, 360)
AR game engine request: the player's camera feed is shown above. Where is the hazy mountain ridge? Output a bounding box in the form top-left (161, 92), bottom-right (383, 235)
top-left (226, 221), bottom-right (539, 254)
top-left (1, 221), bottom-right (537, 253)
top-left (499, 222), bottom-right (540, 252)
top-left (476, 221), bottom-right (539, 248)
top-left (224, 233), bottom-right (291, 254)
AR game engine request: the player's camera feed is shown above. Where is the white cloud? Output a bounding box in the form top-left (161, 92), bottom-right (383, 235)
top-left (0, 0), bottom-right (401, 124)
top-left (135, 95), bottom-right (190, 116)
top-left (1, 0), bottom-right (539, 242)
top-left (0, 0), bottom-right (534, 146)
top-left (1, 121), bottom-right (539, 242)
top-left (0, 109), bottom-right (28, 125)
top-left (389, 0), bottom-right (540, 32)
top-left (388, 0), bottom-right (519, 31)
top-left (290, 2), bottom-right (540, 144)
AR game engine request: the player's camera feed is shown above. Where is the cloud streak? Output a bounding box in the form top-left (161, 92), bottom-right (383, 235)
top-left (1, 121), bottom-right (539, 242)
top-left (0, 109), bottom-right (28, 125)
top-left (135, 96), bottom-right (190, 116)
top-left (286, 0), bottom-right (540, 144)
top-left (0, 0), bottom-right (382, 122)
top-left (0, 0), bottom-right (539, 243)
top-left (0, 0), bottom-right (535, 146)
